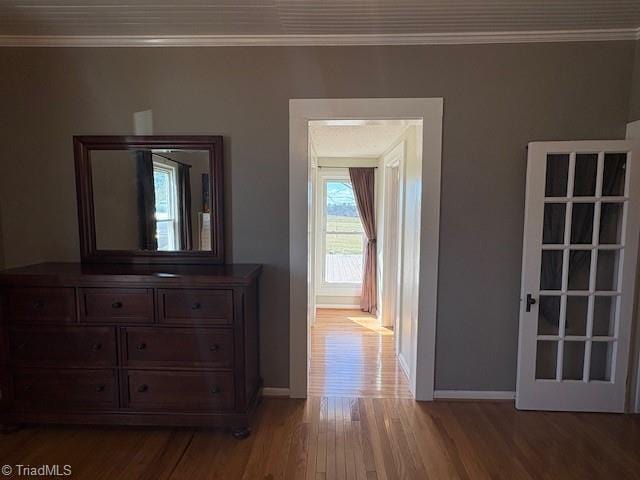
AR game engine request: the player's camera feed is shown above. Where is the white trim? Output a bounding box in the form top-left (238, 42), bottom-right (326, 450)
top-left (627, 120), bottom-right (640, 141)
top-left (398, 353), bottom-right (411, 381)
top-left (629, 122), bottom-right (640, 413)
top-left (289, 98), bottom-right (443, 401)
top-left (0, 28), bottom-right (638, 48)
top-left (261, 387), bottom-right (290, 398)
top-left (434, 390), bottom-right (516, 401)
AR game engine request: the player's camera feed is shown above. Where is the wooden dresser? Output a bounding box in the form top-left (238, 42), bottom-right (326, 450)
top-left (0, 262), bottom-right (262, 437)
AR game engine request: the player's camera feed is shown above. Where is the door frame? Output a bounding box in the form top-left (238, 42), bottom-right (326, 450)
top-left (380, 144), bottom-right (403, 337)
top-left (289, 98), bottom-right (443, 400)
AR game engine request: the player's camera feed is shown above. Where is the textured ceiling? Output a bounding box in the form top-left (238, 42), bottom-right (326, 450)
top-left (0, 0), bottom-right (639, 36)
top-left (310, 124), bottom-right (409, 158)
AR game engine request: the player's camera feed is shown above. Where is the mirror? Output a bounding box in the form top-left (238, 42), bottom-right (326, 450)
top-left (74, 136), bottom-right (224, 264)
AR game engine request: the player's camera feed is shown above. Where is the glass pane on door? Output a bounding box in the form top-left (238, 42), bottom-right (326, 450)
top-left (545, 154), bottom-right (569, 197)
top-left (540, 251), bottom-right (563, 290)
top-left (570, 203), bottom-right (595, 244)
top-left (590, 342), bottom-right (615, 381)
top-left (535, 341), bottom-right (558, 379)
top-left (565, 296), bottom-right (588, 336)
top-left (602, 153), bottom-right (627, 196)
top-left (538, 296), bottom-right (560, 335)
top-left (562, 341), bottom-right (585, 380)
top-left (542, 203), bottom-right (566, 244)
top-left (593, 296), bottom-right (617, 337)
top-left (573, 154), bottom-right (598, 196)
top-left (599, 203), bottom-right (624, 244)
top-left (596, 250), bottom-right (621, 292)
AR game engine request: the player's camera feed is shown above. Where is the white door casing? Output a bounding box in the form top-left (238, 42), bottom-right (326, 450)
top-left (516, 141), bottom-right (640, 412)
top-left (289, 99), bottom-right (443, 399)
top-left (381, 143), bottom-right (403, 330)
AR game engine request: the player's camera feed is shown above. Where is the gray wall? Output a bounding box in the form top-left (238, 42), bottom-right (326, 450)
top-left (630, 40), bottom-right (640, 122)
top-left (0, 42), bottom-right (635, 390)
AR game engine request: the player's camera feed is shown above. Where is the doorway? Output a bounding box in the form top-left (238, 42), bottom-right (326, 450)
top-left (289, 98), bottom-right (443, 400)
top-left (307, 120), bottom-right (415, 397)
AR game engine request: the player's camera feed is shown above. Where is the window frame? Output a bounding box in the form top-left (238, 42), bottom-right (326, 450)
top-left (316, 167), bottom-right (365, 295)
top-left (152, 158), bottom-right (180, 251)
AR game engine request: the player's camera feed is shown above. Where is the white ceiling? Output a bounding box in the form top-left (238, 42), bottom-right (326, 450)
top-left (0, 1), bottom-right (639, 37)
top-left (310, 124), bottom-right (409, 158)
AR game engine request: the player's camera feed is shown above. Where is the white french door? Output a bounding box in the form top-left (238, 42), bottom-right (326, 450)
top-left (517, 141), bottom-right (640, 412)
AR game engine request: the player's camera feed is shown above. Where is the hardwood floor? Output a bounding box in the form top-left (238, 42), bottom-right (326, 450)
top-left (309, 309), bottom-right (411, 398)
top-left (2, 309), bottom-right (639, 478)
top-left (1, 398), bottom-right (639, 479)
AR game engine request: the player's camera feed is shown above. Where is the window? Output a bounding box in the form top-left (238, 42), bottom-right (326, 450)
top-left (322, 176), bottom-right (365, 285)
top-left (153, 161), bottom-right (179, 251)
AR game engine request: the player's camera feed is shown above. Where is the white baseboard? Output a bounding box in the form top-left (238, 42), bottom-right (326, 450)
top-left (433, 390), bottom-right (516, 401)
top-left (397, 353), bottom-right (410, 380)
top-left (261, 387), bottom-right (290, 397)
top-left (316, 304), bottom-right (361, 309)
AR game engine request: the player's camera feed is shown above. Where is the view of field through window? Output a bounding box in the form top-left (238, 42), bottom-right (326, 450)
top-left (325, 179), bottom-right (364, 284)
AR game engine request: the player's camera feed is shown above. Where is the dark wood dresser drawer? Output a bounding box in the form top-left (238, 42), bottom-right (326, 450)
top-left (10, 327), bottom-right (117, 367)
top-left (4, 287), bottom-right (76, 323)
top-left (13, 369), bottom-right (117, 410)
top-left (80, 288), bottom-right (153, 324)
top-left (123, 327), bottom-right (233, 368)
top-left (158, 289), bottom-right (233, 325)
top-left (125, 370), bottom-right (234, 411)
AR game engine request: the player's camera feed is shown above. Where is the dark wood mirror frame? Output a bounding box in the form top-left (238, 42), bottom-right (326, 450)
top-left (74, 135), bottom-right (224, 265)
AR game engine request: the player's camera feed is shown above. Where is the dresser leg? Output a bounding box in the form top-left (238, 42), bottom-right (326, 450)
top-left (231, 427), bottom-right (251, 439)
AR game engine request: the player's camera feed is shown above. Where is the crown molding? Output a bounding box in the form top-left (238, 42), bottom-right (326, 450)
top-left (0, 27), bottom-right (638, 47)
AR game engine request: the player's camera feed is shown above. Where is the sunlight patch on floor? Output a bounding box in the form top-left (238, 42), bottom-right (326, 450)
top-left (347, 316), bottom-right (394, 335)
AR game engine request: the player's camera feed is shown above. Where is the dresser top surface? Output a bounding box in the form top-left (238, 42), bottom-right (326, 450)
top-left (0, 262), bottom-right (262, 286)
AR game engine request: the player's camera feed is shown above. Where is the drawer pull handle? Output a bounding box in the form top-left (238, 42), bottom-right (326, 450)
top-left (91, 343), bottom-right (102, 351)
top-left (23, 384), bottom-right (32, 391)
top-left (209, 344), bottom-right (220, 352)
top-left (211, 386), bottom-right (221, 395)
top-left (33, 300), bottom-right (45, 310)
top-left (111, 301), bottom-right (123, 309)
top-left (95, 385), bottom-right (106, 393)
top-left (16, 342), bottom-right (27, 350)
top-left (192, 302), bottom-right (201, 310)
top-left (137, 384), bottom-right (148, 393)
top-left (137, 343), bottom-right (147, 351)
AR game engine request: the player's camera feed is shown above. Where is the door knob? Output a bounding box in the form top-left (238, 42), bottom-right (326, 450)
top-left (525, 294), bottom-right (537, 312)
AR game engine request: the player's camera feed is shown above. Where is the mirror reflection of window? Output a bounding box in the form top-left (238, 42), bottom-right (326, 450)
top-left (153, 160), bottom-right (179, 251)
top-left (90, 149), bottom-right (210, 252)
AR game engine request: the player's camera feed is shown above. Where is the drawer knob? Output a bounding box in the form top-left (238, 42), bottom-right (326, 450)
top-left (16, 342), bottom-right (27, 350)
top-left (111, 301), bottom-right (123, 309)
top-left (137, 384), bottom-right (148, 393)
top-left (23, 384), bottom-right (32, 391)
top-left (32, 300), bottom-right (45, 310)
top-left (192, 302), bottom-right (201, 310)
top-left (91, 343), bottom-right (102, 351)
top-left (95, 385), bottom-right (106, 393)
top-left (209, 344), bottom-right (220, 352)
top-left (211, 386), bottom-right (221, 395)
top-left (137, 343), bottom-right (147, 351)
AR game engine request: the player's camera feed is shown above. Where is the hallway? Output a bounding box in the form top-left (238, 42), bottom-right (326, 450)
top-left (309, 309), bottom-right (412, 398)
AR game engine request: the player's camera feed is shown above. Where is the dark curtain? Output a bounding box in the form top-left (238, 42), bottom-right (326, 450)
top-left (540, 155), bottom-right (625, 327)
top-left (177, 164), bottom-right (193, 250)
top-left (135, 151), bottom-right (157, 250)
top-left (349, 167), bottom-right (377, 314)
